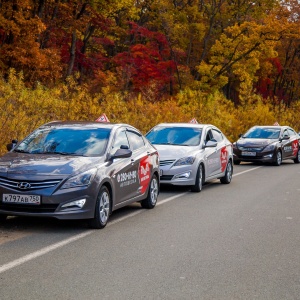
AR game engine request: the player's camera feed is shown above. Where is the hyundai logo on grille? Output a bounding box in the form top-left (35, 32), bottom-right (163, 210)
top-left (18, 182), bottom-right (31, 189)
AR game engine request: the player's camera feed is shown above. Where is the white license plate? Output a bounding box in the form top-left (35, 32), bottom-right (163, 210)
top-left (241, 151), bottom-right (256, 156)
top-left (159, 169), bottom-right (163, 176)
top-left (2, 194), bottom-right (41, 205)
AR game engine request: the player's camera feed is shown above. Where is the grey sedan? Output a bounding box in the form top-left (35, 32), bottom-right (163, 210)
top-left (146, 123), bottom-right (233, 192)
top-left (0, 121), bottom-right (159, 229)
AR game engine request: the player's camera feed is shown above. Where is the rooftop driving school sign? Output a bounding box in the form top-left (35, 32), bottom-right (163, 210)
top-left (189, 118), bottom-right (198, 124)
top-left (95, 113), bottom-right (110, 122)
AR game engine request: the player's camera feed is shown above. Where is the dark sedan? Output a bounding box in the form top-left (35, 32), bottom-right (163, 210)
top-left (0, 121), bottom-right (159, 228)
top-left (233, 125), bottom-right (300, 166)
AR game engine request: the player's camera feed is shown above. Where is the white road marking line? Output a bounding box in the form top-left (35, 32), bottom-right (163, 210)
top-left (0, 166), bottom-right (261, 274)
top-left (233, 166), bottom-right (262, 177)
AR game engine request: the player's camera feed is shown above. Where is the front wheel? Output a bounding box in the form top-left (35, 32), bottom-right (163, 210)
top-left (273, 150), bottom-right (282, 166)
top-left (220, 160), bottom-right (233, 184)
top-left (294, 148), bottom-right (300, 163)
top-left (191, 164), bottom-right (203, 192)
top-left (88, 186), bottom-right (111, 229)
top-left (141, 175), bottom-right (159, 209)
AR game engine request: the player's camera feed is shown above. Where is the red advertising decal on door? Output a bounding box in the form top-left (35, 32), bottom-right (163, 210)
top-left (221, 146), bottom-right (228, 172)
top-left (292, 140), bottom-right (298, 156)
top-left (139, 157), bottom-right (151, 194)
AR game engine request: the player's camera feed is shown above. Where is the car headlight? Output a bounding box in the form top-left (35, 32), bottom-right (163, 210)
top-left (262, 144), bottom-right (275, 152)
top-left (174, 157), bottom-right (195, 166)
top-left (61, 168), bottom-right (97, 189)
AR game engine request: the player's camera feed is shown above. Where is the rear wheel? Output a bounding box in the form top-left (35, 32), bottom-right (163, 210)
top-left (273, 150), bottom-right (282, 166)
top-left (191, 164), bottom-right (203, 192)
top-left (88, 186), bottom-right (111, 229)
top-left (294, 148), bottom-right (300, 163)
top-left (220, 160), bottom-right (233, 184)
top-left (141, 175), bottom-right (159, 209)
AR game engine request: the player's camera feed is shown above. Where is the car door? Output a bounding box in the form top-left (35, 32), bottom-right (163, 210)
top-left (212, 128), bottom-right (229, 175)
top-left (126, 129), bottom-right (151, 199)
top-left (286, 128), bottom-right (299, 158)
top-left (110, 128), bottom-right (139, 205)
top-left (203, 128), bottom-right (220, 178)
top-left (281, 129), bottom-right (293, 159)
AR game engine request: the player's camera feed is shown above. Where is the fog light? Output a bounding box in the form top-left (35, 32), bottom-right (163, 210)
top-left (174, 171), bottom-right (191, 179)
top-left (61, 199), bottom-right (86, 209)
top-left (263, 154), bottom-right (273, 158)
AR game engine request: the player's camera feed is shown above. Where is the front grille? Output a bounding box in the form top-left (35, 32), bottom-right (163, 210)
top-left (238, 147), bottom-right (263, 152)
top-left (160, 160), bottom-right (175, 166)
top-left (0, 203), bottom-right (58, 213)
top-left (0, 177), bottom-right (62, 191)
top-left (160, 175), bottom-right (173, 181)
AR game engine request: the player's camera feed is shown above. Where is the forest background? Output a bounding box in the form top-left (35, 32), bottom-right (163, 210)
top-left (0, 0), bottom-right (300, 154)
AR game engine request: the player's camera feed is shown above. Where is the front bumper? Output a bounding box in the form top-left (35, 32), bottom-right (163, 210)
top-left (0, 187), bottom-right (97, 220)
top-left (233, 151), bottom-right (275, 163)
top-left (160, 165), bottom-right (196, 186)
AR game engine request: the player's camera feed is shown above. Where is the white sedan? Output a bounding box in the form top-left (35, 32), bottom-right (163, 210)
top-left (146, 123), bottom-right (233, 192)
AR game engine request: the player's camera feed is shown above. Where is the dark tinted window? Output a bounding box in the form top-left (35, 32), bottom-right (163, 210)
top-left (16, 127), bottom-right (111, 156)
top-left (146, 126), bottom-right (202, 146)
top-left (127, 131), bottom-right (145, 151)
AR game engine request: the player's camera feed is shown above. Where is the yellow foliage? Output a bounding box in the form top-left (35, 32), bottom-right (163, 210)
top-left (0, 70), bottom-right (299, 155)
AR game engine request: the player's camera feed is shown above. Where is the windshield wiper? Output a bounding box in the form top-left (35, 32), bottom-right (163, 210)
top-left (13, 149), bottom-right (30, 153)
top-left (45, 151), bottom-right (77, 155)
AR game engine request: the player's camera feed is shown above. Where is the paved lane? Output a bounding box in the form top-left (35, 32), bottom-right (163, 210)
top-left (1, 162), bottom-right (300, 299)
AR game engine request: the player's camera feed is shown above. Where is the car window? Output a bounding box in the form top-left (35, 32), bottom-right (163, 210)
top-left (111, 129), bottom-right (130, 154)
top-left (244, 127), bottom-right (280, 139)
top-left (204, 129), bottom-right (213, 143)
top-left (16, 127), bottom-right (111, 156)
top-left (212, 129), bottom-right (223, 142)
top-left (127, 130), bottom-right (145, 151)
top-left (146, 127), bottom-right (202, 146)
top-left (288, 128), bottom-right (296, 136)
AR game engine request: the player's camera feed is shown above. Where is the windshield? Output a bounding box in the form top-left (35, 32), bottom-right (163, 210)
top-left (15, 127), bottom-right (111, 156)
top-left (146, 126), bottom-right (202, 146)
top-left (243, 127), bottom-right (280, 139)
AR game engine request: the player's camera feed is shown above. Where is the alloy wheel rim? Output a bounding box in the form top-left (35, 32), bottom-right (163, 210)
top-left (150, 178), bottom-right (158, 205)
top-left (277, 152), bottom-right (281, 164)
top-left (227, 163), bottom-right (232, 180)
top-left (99, 191), bottom-right (109, 223)
top-left (199, 166), bottom-right (203, 189)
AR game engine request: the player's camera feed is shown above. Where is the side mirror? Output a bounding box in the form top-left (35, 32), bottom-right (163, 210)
top-left (7, 139), bottom-right (18, 151)
top-left (110, 148), bottom-right (132, 160)
top-left (204, 139), bottom-right (218, 148)
top-left (281, 135), bottom-right (290, 141)
top-left (239, 133), bottom-right (243, 138)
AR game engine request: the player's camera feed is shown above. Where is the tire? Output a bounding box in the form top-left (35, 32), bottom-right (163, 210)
top-left (233, 160), bottom-right (241, 165)
top-left (141, 175), bottom-right (159, 209)
top-left (191, 164), bottom-right (203, 193)
top-left (294, 148), bottom-right (300, 164)
top-left (88, 186), bottom-right (111, 229)
top-left (220, 160), bottom-right (233, 184)
top-left (273, 150), bottom-right (282, 166)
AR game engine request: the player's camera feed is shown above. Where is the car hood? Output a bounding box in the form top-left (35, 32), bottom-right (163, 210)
top-left (236, 138), bottom-right (274, 148)
top-left (0, 152), bottom-right (104, 179)
top-left (154, 144), bottom-right (200, 160)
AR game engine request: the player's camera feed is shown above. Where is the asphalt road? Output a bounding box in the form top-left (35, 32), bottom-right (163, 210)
top-left (1, 162), bottom-right (300, 299)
